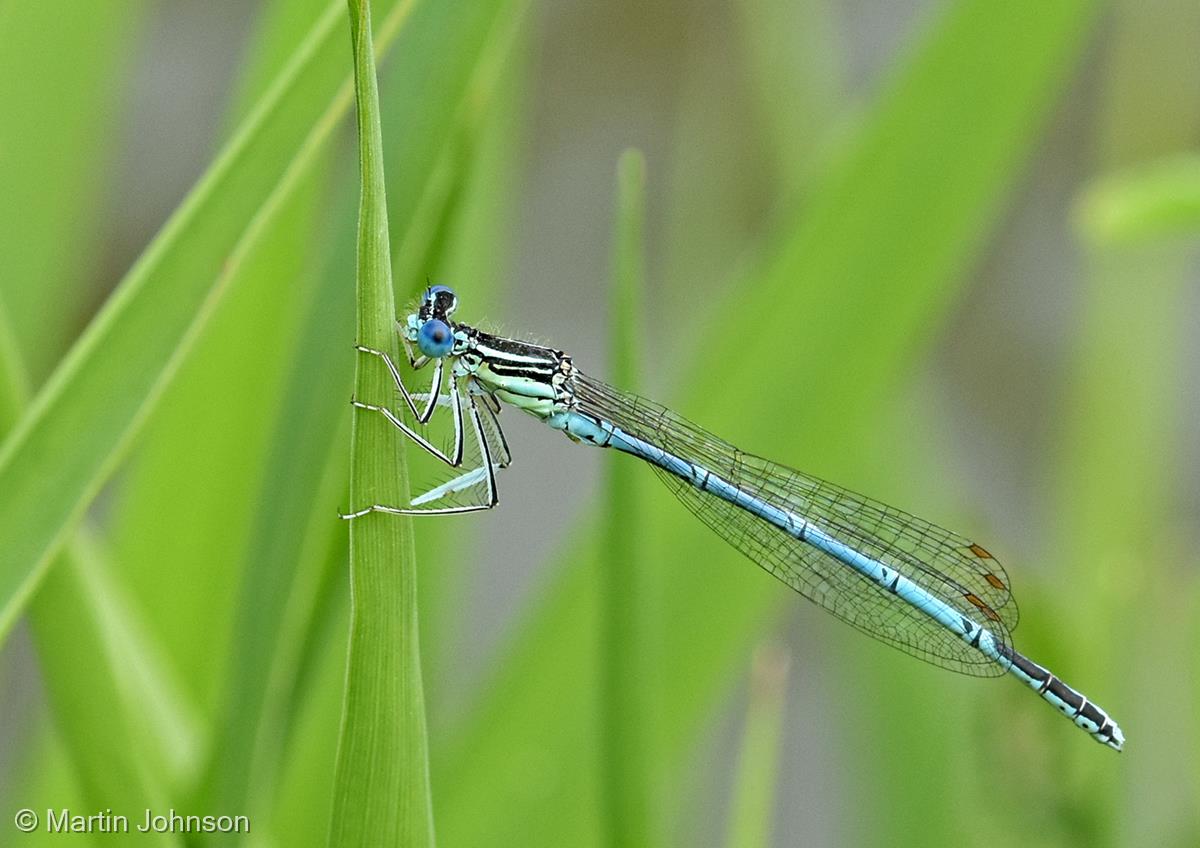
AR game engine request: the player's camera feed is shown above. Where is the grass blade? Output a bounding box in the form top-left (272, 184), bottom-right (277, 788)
top-left (29, 543), bottom-right (186, 848)
top-left (599, 149), bottom-right (653, 848)
top-left (736, 0), bottom-right (840, 198)
top-left (0, 302), bottom-right (28, 424)
top-left (1076, 153), bottom-right (1200, 246)
top-left (106, 0), bottom-right (339, 709)
top-left (724, 644), bottom-right (791, 848)
top-left (327, 1), bottom-right (433, 845)
top-left (0, 273), bottom-right (193, 848)
top-left (0, 1), bottom-right (145, 383)
top-left (0, 0), bottom-right (338, 638)
top-left (194, 165), bottom-right (353, 815)
top-left (1041, 3), bottom-right (1200, 843)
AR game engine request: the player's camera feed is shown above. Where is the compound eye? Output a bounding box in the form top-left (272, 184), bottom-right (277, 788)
top-left (417, 319), bottom-right (454, 357)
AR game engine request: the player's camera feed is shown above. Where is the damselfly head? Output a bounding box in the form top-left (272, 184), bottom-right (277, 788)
top-left (420, 284), bottom-right (458, 321)
top-left (407, 284), bottom-right (459, 358)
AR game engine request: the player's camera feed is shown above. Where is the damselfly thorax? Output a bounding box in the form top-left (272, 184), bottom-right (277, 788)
top-left (456, 328), bottom-right (574, 420)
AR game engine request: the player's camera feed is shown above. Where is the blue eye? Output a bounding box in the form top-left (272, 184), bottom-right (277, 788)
top-left (417, 319), bottom-right (454, 357)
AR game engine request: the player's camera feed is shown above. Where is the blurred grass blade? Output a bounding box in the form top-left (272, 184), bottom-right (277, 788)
top-left (0, 0), bottom-right (415, 642)
top-left (30, 541), bottom-right (186, 848)
top-left (108, 0), bottom-right (339, 712)
top-left (269, 597), bottom-right (351, 847)
top-left (1048, 2), bottom-right (1200, 842)
top-left (227, 0), bottom-right (335, 129)
top-left (0, 1), bottom-right (145, 384)
top-left (662, 0), bottom-right (842, 322)
top-left (736, 0), bottom-right (840, 198)
top-left (195, 167), bottom-right (353, 816)
top-left (437, 3), bottom-right (1104, 845)
top-left (599, 149), bottom-right (653, 848)
top-left (391, 127), bottom-right (476, 294)
top-left (0, 300), bottom-right (28, 424)
top-left (327, 2), bottom-right (433, 846)
top-left (1076, 153), bottom-right (1200, 246)
top-left (724, 644), bottom-right (791, 848)
top-left (62, 533), bottom-right (206, 790)
top-left (0, 291), bottom-right (193, 845)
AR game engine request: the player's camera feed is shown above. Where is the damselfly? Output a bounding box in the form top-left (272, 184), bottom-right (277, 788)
top-left (344, 285), bottom-right (1124, 751)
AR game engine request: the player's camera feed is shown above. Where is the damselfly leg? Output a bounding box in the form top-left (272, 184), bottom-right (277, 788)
top-left (355, 343), bottom-right (441, 424)
top-left (352, 344), bottom-right (465, 466)
top-left (473, 387), bottom-right (512, 468)
top-left (344, 343), bottom-right (505, 517)
top-left (342, 391), bottom-right (500, 517)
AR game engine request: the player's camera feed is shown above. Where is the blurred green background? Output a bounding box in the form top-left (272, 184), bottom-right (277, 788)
top-left (0, 0), bottom-right (1197, 846)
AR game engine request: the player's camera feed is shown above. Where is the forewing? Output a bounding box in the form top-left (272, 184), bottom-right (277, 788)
top-left (573, 375), bottom-right (1016, 676)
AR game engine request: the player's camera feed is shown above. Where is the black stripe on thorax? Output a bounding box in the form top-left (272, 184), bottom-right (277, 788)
top-left (487, 361), bottom-right (556, 379)
top-left (464, 326), bottom-right (570, 389)
top-left (469, 328), bottom-right (563, 366)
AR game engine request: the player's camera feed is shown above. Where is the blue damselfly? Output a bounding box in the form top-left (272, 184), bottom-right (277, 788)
top-left (344, 285), bottom-right (1124, 751)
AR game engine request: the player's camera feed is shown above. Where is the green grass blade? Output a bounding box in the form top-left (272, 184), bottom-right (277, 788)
top-left (1042, 3), bottom-right (1200, 843)
top-left (599, 149), bottom-right (654, 848)
top-left (3, 729), bottom-right (92, 848)
top-left (0, 281), bottom-right (193, 847)
top-left (29, 544), bottom-right (185, 848)
top-left (61, 532), bottom-right (206, 792)
top-left (724, 645), bottom-right (790, 848)
top-left (327, 2), bottom-right (433, 845)
top-left (228, 0), bottom-right (335, 129)
top-left (270, 598), bottom-right (351, 847)
top-left (195, 166), bottom-right (353, 816)
top-left (0, 301), bottom-right (28, 426)
top-left (1076, 153), bottom-right (1200, 246)
top-left (661, 0), bottom-right (842, 323)
top-left (110, 153), bottom-right (330, 711)
top-left (106, 0), bottom-right (338, 712)
top-left (0, 1), bottom-right (145, 383)
top-left (437, 3), bottom-right (1104, 845)
top-left (0, 0), bottom-right (415, 643)
top-left (736, 0), bottom-right (840, 198)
